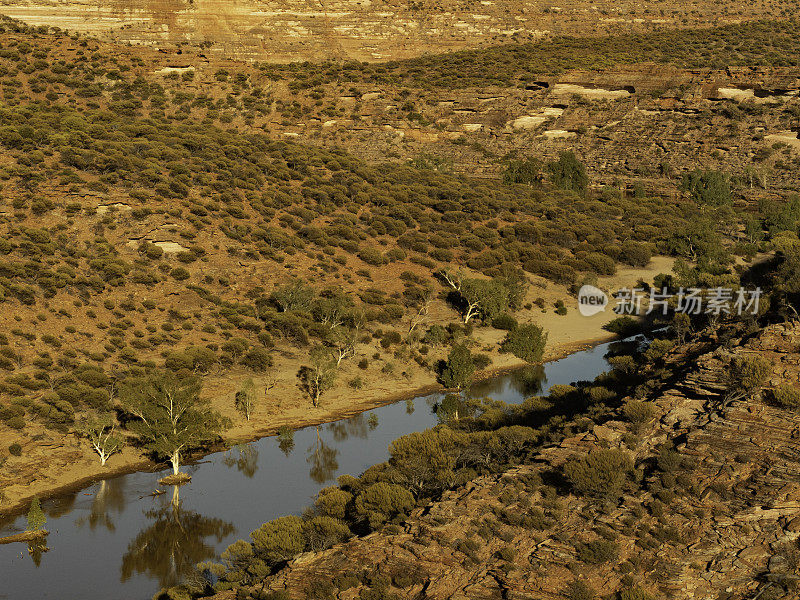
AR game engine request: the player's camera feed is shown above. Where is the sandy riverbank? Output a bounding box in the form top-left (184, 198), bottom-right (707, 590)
top-left (0, 258), bottom-right (672, 518)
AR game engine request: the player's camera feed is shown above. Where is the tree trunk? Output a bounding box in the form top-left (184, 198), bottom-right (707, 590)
top-left (171, 450), bottom-right (180, 475)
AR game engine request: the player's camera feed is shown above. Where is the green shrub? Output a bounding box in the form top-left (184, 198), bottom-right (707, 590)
top-left (618, 586), bottom-right (655, 600)
top-left (566, 580), bottom-right (596, 600)
top-left (439, 344), bottom-right (475, 389)
top-left (170, 267), bottom-right (190, 281)
top-left (358, 247), bottom-right (386, 266)
top-left (250, 515), bottom-right (305, 564)
top-left (496, 546), bottom-right (517, 561)
top-left (315, 487), bottom-right (353, 520)
top-left (5, 416), bottom-right (25, 430)
top-left (728, 355), bottom-right (771, 396)
top-left (563, 448), bottom-right (633, 498)
top-left (643, 339), bottom-right (674, 363)
top-left (8, 442), bottom-right (22, 456)
top-left (472, 353), bottom-right (491, 370)
top-left (619, 241), bottom-right (652, 267)
top-left (577, 538), bottom-right (619, 564)
top-left (623, 400), bottom-right (655, 427)
top-left (241, 347), bottom-right (273, 372)
top-left (500, 323), bottom-right (547, 363)
top-left (602, 316), bottom-right (641, 336)
top-left (301, 516), bottom-right (351, 551)
top-left (164, 346), bottom-right (217, 373)
top-left (491, 313), bottom-right (518, 331)
top-left (771, 385), bottom-right (800, 409)
top-left (354, 482), bottom-right (414, 528)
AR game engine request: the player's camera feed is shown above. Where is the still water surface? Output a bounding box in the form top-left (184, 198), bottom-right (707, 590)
top-left (0, 339), bottom-right (626, 600)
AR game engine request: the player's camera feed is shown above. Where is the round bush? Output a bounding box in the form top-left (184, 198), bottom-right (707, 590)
top-left (5, 416), bottom-right (25, 430)
top-left (170, 267), bottom-right (190, 281)
top-left (772, 385), bottom-right (800, 409)
top-left (491, 313), bottom-right (518, 331)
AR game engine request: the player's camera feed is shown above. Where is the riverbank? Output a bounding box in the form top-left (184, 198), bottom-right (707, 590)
top-left (0, 333), bottom-right (616, 519)
top-left (0, 258), bottom-right (671, 518)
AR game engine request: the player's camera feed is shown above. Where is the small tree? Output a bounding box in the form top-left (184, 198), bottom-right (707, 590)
top-left (548, 151), bottom-right (587, 194)
top-left (500, 323), bottom-right (547, 363)
top-left (672, 312), bottom-right (692, 344)
top-left (327, 327), bottom-right (358, 366)
top-left (458, 277), bottom-right (510, 324)
top-left (235, 378), bottom-right (256, 421)
top-left (272, 279), bottom-right (315, 312)
top-left (312, 292), bottom-right (354, 329)
top-left (439, 344), bottom-right (475, 389)
top-left (76, 413), bottom-right (124, 466)
top-left (27, 497), bottom-right (46, 531)
top-left (298, 346), bottom-right (337, 407)
top-left (503, 157), bottom-right (542, 186)
top-left (120, 371), bottom-right (229, 475)
top-left (681, 169), bottom-right (731, 206)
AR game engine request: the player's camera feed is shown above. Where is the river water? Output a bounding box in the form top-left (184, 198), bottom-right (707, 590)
top-left (0, 339), bottom-right (625, 600)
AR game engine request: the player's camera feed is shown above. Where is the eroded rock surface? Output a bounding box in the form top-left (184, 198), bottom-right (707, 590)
top-left (212, 323), bottom-right (800, 599)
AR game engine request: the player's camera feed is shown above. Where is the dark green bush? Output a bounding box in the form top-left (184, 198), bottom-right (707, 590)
top-left (491, 313), bottom-right (518, 331)
top-left (576, 538), bottom-right (619, 564)
top-left (500, 323), bottom-right (547, 363)
top-left (563, 448), bottom-right (633, 498)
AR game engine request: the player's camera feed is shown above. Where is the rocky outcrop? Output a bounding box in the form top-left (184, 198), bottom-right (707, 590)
top-left (211, 322), bottom-right (800, 600)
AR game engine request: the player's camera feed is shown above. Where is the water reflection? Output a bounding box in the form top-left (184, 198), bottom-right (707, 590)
top-left (0, 338), bottom-right (622, 600)
top-left (75, 479), bottom-right (127, 533)
top-left (43, 493), bottom-right (77, 520)
top-left (120, 487), bottom-right (236, 588)
top-left (28, 538), bottom-right (49, 567)
top-left (277, 429), bottom-right (295, 457)
top-left (307, 426), bottom-right (339, 484)
top-left (328, 413), bottom-right (369, 443)
top-left (511, 364), bottom-right (546, 396)
top-left (468, 363), bottom-right (546, 401)
top-left (222, 445), bottom-right (259, 479)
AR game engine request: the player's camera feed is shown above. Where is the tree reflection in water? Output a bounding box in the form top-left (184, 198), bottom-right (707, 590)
top-left (327, 413), bottom-right (369, 443)
top-left (75, 478), bottom-right (127, 533)
top-left (27, 539), bottom-right (48, 567)
top-left (277, 428), bottom-right (295, 457)
top-left (510, 363), bottom-right (545, 396)
top-left (43, 492), bottom-right (77, 520)
top-left (307, 426), bottom-right (339, 484)
top-left (222, 444), bottom-right (259, 478)
top-left (120, 486), bottom-right (235, 588)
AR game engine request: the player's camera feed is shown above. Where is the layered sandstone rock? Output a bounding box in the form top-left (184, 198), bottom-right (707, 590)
top-left (210, 322), bottom-right (800, 600)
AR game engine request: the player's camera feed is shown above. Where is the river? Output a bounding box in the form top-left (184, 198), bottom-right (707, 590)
top-left (0, 337), bottom-right (632, 600)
